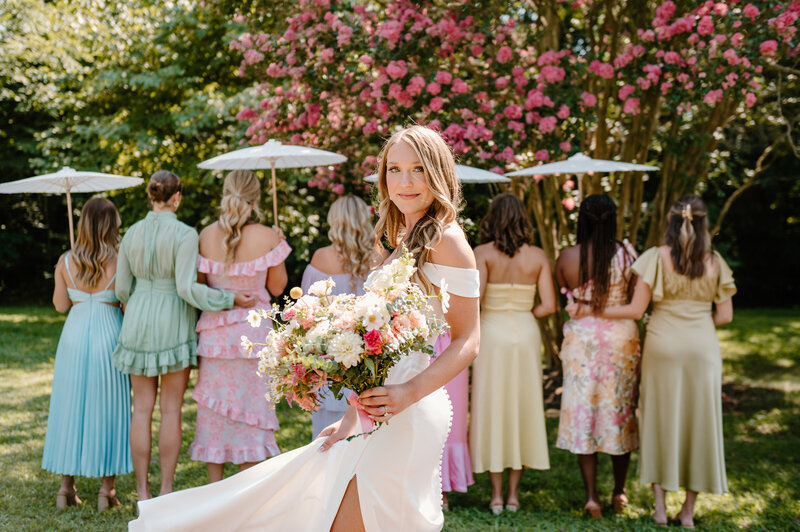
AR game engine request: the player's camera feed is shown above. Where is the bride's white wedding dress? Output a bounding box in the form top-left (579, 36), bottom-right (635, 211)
top-left (130, 263), bottom-right (479, 532)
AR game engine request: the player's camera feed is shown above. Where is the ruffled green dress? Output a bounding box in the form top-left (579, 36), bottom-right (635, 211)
top-left (634, 247), bottom-right (736, 494)
top-left (112, 211), bottom-right (234, 376)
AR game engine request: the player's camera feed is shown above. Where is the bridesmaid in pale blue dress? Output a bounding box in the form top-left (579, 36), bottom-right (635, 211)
top-left (42, 197), bottom-right (132, 511)
top-left (300, 195), bottom-right (384, 438)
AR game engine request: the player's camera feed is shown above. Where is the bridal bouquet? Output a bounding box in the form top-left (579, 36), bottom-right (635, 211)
top-left (242, 247), bottom-right (448, 426)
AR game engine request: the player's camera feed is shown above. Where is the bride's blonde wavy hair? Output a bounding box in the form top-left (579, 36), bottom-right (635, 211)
top-left (219, 170), bottom-right (262, 264)
top-left (328, 195), bottom-right (375, 292)
top-left (374, 125), bottom-right (461, 292)
top-left (72, 197), bottom-right (121, 288)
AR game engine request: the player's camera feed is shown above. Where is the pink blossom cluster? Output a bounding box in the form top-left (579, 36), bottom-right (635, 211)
top-left (227, 0), bottom-right (798, 197)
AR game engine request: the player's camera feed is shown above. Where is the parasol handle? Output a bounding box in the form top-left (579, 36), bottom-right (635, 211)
top-left (66, 187), bottom-right (75, 250)
top-left (271, 162), bottom-right (279, 229)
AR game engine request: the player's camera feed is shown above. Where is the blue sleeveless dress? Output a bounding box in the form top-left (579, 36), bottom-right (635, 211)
top-left (41, 253), bottom-right (133, 477)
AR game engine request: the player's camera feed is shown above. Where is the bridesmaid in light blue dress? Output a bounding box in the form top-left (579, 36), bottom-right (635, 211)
top-left (42, 198), bottom-right (132, 511)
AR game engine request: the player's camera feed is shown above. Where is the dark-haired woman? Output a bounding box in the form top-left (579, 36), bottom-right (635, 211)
top-left (43, 197), bottom-right (131, 510)
top-left (555, 194), bottom-right (640, 519)
top-left (471, 193), bottom-right (556, 514)
top-left (568, 195), bottom-right (735, 528)
top-left (113, 170), bottom-right (256, 502)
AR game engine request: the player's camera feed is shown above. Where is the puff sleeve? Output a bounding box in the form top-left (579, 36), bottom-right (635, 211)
top-left (713, 251), bottom-right (737, 304)
top-left (631, 247), bottom-right (664, 302)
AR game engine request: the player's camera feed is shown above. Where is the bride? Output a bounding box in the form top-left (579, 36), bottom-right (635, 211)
top-left (129, 125), bottom-right (481, 532)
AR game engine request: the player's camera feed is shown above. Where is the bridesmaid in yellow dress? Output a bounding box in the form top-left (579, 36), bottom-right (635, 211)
top-left (471, 193), bottom-right (557, 515)
top-left (569, 195), bottom-right (736, 529)
top-left (555, 194), bottom-right (640, 520)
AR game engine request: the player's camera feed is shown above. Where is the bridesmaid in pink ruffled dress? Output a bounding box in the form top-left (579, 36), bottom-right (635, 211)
top-left (190, 170), bottom-right (290, 482)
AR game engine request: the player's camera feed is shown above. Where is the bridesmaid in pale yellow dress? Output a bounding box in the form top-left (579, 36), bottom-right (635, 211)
top-left (569, 195), bottom-right (736, 529)
top-left (471, 193), bottom-right (557, 515)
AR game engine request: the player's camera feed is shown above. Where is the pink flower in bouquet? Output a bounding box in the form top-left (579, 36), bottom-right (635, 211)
top-left (408, 310), bottom-right (425, 330)
top-left (332, 310), bottom-right (356, 330)
top-left (364, 329), bottom-right (384, 355)
top-left (391, 314), bottom-right (412, 336)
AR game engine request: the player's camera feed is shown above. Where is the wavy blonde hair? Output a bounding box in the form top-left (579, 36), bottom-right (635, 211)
top-left (374, 125), bottom-right (461, 292)
top-left (219, 170), bottom-right (262, 264)
top-left (328, 195), bottom-right (375, 292)
top-left (72, 197), bottom-right (121, 288)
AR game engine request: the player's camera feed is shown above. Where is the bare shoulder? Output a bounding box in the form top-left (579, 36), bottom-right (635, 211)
top-left (555, 244), bottom-right (577, 267)
top-left (523, 244), bottom-right (548, 260)
top-left (310, 245), bottom-right (335, 268)
top-left (199, 221), bottom-right (218, 236)
top-left (430, 223), bottom-right (476, 269)
top-left (473, 242), bottom-right (494, 258)
top-left (242, 223), bottom-right (282, 250)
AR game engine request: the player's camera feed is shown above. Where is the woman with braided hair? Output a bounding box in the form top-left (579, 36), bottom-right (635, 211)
top-left (555, 194), bottom-right (640, 519)
top-left (568, 195), bottom-right (736, 528)
top-left (190, 169), bottom-right (290, 483)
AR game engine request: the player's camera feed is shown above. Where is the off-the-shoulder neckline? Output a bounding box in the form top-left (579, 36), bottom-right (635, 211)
top-left (200, 240), bottom-right (289, 266)
top-left (421, 262), bottom-right (479, 272)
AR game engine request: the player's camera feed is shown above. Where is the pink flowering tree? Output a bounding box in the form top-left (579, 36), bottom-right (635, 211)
top-left (229, 0), bottom-right (799, 360)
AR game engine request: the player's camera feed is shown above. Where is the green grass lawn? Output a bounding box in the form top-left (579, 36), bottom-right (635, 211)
top-left (1, 306), bottom-right (798, 531)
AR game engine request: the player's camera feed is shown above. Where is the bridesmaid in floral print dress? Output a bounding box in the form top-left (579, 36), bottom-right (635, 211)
top-left (555, 194), bottom-right (640, 519)
top-left (190, 170), bottom-right (290, 482)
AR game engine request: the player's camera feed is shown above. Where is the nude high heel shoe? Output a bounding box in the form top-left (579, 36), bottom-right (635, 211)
top-left (97, 491), bottom-right (120, 511)
top-left (56, 490), bottom-right (82, 508)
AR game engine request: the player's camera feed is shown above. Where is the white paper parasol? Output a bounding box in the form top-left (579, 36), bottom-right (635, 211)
top-left (198, 139), bottom-right (347, 226)
top-left (505, 152), bottom-right (658, 177)
top-left (364, 164), bottom-right (510, 184)
top-left (0, 167), bottom-right (144, 248)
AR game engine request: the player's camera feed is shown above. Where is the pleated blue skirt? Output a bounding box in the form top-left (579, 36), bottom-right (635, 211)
top-left (42, 299), bottom-right (133, 476)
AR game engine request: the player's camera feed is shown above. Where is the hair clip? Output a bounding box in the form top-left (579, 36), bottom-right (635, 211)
top-left (681, 204), bottom-right (693, 221)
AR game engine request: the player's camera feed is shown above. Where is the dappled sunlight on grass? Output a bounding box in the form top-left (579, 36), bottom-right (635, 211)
top-left (1, 306), bottom-right (798, 530)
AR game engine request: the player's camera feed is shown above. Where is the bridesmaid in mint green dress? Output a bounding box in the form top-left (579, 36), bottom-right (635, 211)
top-left (112, 170), bottom-right (255, 502)
top-left (42, 197), bottom-right (132, 511)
